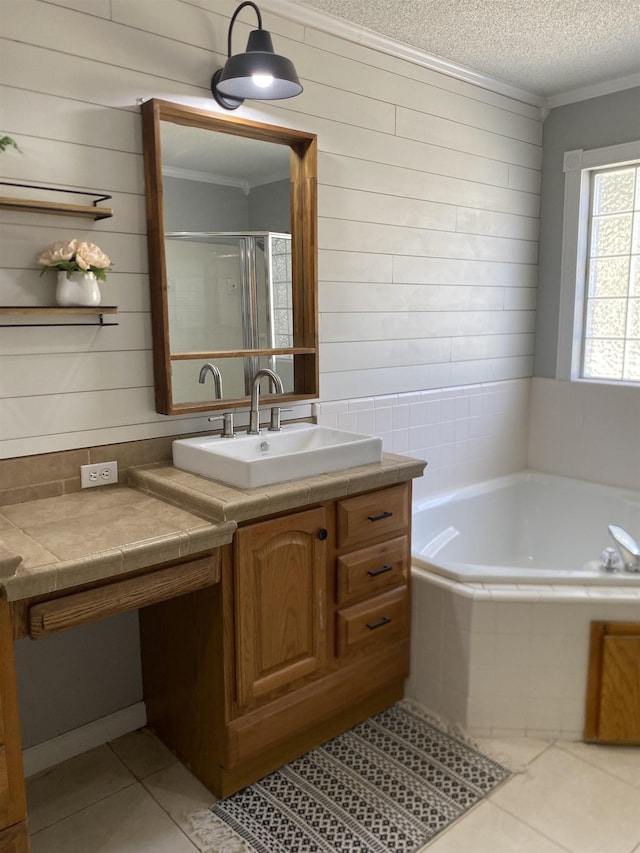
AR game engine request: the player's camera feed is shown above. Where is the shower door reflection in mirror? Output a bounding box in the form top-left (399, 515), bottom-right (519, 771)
top-left (167, 232), bottom-right (294, 404)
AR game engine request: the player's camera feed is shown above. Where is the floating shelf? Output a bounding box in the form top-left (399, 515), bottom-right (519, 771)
top-left (0, 197), bottom-right (114, 220)
top-left (0, 182), bottom-right (113, 220)
top-left (0, 306), bottom-right (119, 327)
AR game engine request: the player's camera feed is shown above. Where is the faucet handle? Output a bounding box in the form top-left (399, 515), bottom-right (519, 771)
top-left (207, 412), bottom-right (236, 438)
top-left (268, 407), bottom-right (293, 432)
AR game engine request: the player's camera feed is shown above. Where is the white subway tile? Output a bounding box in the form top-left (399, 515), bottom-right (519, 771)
top-left (348, 397), bottom-right (375, 411)
top-left (495, 603), bottom-right (533, 634)
top-left (392, 405), bottom-right (411, 429)
top-left (466, 697), bottom-right (496, 730)
top-left (391, 429), bottom-right (409, 453)
top-left (336, 411), bottom-right (358, 432)
top-left (492, 696), bottom-right (528, 729)
top-left (355, 409), bottom-right (376, 434)
top-left (374, 407), bottom-right (393, 433)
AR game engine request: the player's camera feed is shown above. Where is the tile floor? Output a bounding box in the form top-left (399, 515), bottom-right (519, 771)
top-left (26, 726), bottom-right (640, 852)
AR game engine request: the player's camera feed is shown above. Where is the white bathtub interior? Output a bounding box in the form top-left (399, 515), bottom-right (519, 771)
top-left (412, 471), bottom-right (640, 584)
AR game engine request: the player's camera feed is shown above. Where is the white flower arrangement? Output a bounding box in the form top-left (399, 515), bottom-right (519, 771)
top-left (37, 239), bottom-right (112, 281)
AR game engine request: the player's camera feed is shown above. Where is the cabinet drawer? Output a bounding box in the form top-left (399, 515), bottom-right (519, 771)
top-left (336, 587), bottom-right (408, 657)
top-left (336, 536), bottom-right (408, 605)
top-left (336, 484), bottom-right (409, 550)
top-left (29, 554), bottom-right (219, 639)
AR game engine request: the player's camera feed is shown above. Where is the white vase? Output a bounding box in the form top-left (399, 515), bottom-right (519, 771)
top-left (56, 271), bottom-right (101, 307)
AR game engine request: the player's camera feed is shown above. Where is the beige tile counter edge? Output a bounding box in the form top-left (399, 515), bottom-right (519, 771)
top-left (0, 488), bottom-right (237, 602)
top-left (129, 453), bottom-right (427, 522)
top-left (0, 454), bottom-right (425, 602)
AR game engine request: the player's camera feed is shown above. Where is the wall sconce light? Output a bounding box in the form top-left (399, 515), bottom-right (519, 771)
top-left (211, 1), bottom-right (303, 110)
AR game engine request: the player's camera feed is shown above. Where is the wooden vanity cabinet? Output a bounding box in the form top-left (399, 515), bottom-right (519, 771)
top-left (0, 602), bottom-right (28, 853)
top-left (140, 481), bottom-right (412, 798)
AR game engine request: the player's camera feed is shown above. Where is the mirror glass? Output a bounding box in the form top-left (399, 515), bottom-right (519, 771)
top-left (141, 99), bottom-right (318, 416)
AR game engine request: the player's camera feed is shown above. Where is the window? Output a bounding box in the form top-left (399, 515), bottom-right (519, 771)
top-left (583, 165), bottom-right (639, 381)
top-left (557, 141), bottom-right (640, 384)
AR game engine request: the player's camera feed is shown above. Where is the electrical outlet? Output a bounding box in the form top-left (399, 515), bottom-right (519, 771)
top-left (81, 461), bottom-right (118, 488)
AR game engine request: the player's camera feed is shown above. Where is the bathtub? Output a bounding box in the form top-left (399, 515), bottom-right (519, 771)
top-left (412, 471), bottom-right (640, 585)
top-left (407, 471), bottom-right (640, 738)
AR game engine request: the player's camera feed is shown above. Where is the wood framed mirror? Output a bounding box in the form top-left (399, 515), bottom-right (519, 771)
top-left (141, 98), bottom-right (318, 415)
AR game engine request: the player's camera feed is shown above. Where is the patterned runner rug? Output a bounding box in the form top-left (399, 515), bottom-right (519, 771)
top-left (190, 701), bottom-right (510, 852)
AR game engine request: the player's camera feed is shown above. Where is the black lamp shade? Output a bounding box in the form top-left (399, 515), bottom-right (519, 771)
top-left (211, 5), bottom-right (302, 110)
top-left (214, 27), bottom-right (302, 103)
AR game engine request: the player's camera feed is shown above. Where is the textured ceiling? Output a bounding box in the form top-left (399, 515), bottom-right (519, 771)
top-left (294, 0), bottom-right (640, 98)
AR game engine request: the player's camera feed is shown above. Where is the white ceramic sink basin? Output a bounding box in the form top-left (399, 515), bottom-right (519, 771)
top-left (172, 423), bottom-right (383, 488)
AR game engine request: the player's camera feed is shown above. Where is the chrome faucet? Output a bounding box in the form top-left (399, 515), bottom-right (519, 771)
top-left (248, 368), bottom-right (284, 435)
top-left (198, 363), bottom-right (223, 399)
top-left (608, 525), bottom-right (640, 573)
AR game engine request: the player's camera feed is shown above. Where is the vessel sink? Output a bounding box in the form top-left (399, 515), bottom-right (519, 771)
top-left (172, 423), bottom-right (383, 488)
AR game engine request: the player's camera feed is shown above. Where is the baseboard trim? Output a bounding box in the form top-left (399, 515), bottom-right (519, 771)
top-left (22, 702), bottom-right (147, 778)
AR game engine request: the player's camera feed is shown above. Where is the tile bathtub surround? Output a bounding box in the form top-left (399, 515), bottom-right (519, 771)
top-left (315, 378), bottom-right (531, 499)
top-left (528, 377), bottom-right (640, 491)
top-left (407, 573), bottom-right (640, 739)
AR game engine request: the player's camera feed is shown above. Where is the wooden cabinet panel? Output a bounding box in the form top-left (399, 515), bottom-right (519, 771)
top-left (0, 821), bottom-right (29, 853)
top-left (600, 635), bottom-right (640, 742)
top-left (0, 601), bottom-right (26, 836)
top-left (0, 748), bottom-right (8, 828)
top-left (234, 507), bottom-right (328, 705)
top-left (336, 587), bottom-right (409, 657)
top-left (336, 536), bottom-right (408, 605)
top-left (585, 621), bottom-right (640, 744)
top-left (336, 483), bottom-right (409, 550)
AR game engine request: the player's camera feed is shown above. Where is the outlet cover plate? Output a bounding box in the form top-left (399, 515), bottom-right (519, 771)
top-left (81, 461), bottom-right (118, 488)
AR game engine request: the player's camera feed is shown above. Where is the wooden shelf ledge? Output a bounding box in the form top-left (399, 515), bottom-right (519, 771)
top-left (0, 306), bottom-right (118, 315)
top-left (0, 196), bottom-right (113, 220)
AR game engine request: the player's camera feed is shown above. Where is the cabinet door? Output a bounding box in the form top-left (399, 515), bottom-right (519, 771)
top-left (234, 507), bottom-right (328, 706)
top-left (585, 621), bottom-right (640, 744)
top-left (0, 602), bottom-right (26, 835)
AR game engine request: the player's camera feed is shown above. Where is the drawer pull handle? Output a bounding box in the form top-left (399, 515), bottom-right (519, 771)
top-left (366, 616), bottom-right (391, 631)
top-left (367, 564), bottom-right (393, 577)
top-left (367, 511), bottom-right (393, 522)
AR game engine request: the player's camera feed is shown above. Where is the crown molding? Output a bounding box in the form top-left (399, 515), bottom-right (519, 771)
top-left (261, 0), bottom-right (640, 118)
top-left (260, 0), bottom-right (544, 108)
top-left (544, 71), bottom-right (640, 110)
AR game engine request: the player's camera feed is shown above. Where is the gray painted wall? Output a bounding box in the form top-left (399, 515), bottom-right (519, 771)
top-left (164, 177), bottom-right (290, 234)
top-left (534, 86), bottom-right (640, 377)
top-left (248, 180), bottom-right (291, 232)
top-left (164, 178), bottom-right (249, 232)
top-left (14, 613), bottom-right (142, 748)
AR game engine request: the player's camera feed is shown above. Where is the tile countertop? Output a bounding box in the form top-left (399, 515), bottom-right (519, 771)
top-left (0, 486), bottom-right (236, 602)
top-left (0, 453), bottom-right (426, 603)
top-left (129, 452), bottom-right (426, 523)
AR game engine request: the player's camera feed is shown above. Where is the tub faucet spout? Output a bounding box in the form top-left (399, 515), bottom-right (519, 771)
top-left (608, 525), bottom-right (640, 573)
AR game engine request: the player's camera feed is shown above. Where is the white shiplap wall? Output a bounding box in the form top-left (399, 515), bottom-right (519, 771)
top-left (0, 0), bottom-right (541, 460)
